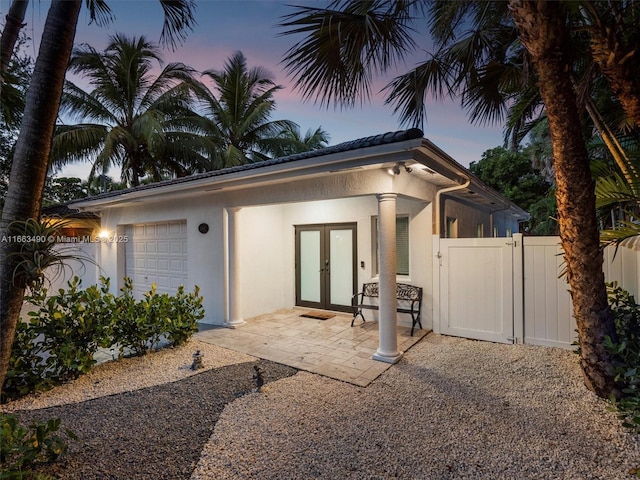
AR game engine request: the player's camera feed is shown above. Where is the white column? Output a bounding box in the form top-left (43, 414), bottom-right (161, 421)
top-left (373, 193), bottom-right (403, 363)
top-left (225, 207), bottom-right (244, 327)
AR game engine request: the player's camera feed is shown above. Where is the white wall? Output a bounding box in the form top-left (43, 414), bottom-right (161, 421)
top-left (47, 242), bottom-right (99, 292)
top-left (92, 167), bottom-right (517, 328)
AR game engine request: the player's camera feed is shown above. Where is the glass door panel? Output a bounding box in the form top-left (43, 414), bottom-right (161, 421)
top-left (299, 230), bottom-right (321, 303)
top-left (328, 228), bottom-right (353, 308)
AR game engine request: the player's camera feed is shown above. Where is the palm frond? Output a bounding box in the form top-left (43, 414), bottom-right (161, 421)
top-left (383, 53), bottom-right (454, 128)
top-left (158, 0), bottom-right (197, 50)
top-left (279, 0), bottom-right (417, 107)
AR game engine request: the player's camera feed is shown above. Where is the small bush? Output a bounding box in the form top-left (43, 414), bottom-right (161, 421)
top-left (111, 277), bottom-right (150, 356)
top-left (2, 322), bottom-right (50, 403)
top-left (1, 413), bottom-right (76, 479)
top-left (164, 285), bottom-right (204, 347)
top-left (604, 282), bottom-right (640, 431)
top-left (26, 277), bottom-right (114, 382)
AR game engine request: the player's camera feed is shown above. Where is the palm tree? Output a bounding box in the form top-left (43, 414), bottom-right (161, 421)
top-left (53, 34), bottom-right (209, 187)
top-left (0, 0), bottom-right (28, 102)
top-left (198, 51), bottom-right (299, 168)
top-left (0, 0), bottom-right (196, 395)
top-left (272, 125), bottom-right (330, 157)
top-left (579, 1), bottom-right (640, 129)
top-left (279, 0), bottom-right (623, 397)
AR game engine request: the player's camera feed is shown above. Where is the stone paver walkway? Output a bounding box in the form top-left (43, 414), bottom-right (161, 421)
top-left (195, 308), bottom-right (427, 386)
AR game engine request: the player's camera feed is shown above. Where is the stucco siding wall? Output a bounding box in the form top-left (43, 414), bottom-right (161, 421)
top-left (236, 205), bottom-right (287, 319)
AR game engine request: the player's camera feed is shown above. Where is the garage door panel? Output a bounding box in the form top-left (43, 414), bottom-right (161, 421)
top-left (125, 220), bottom-right (188, 297)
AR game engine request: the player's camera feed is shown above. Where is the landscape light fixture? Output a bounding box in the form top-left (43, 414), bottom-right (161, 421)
top-left (390, 162), bottom-right (412, 175)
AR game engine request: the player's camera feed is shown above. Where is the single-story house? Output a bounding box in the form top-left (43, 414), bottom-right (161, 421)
top-left (68, 128), bottom-right (528, 363)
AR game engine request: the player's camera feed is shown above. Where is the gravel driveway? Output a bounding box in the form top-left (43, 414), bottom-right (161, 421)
top-left (5, 334), bottom-right (640, 479)
top-left (194, 334), bottom-right (640, 480)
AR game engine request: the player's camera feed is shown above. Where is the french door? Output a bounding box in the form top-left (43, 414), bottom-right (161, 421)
top-left (295, 223), bottom-right (357, 312)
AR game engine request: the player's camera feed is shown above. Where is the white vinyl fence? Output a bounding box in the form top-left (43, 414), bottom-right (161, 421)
top-left (433, 234), bottom-right (640, 350)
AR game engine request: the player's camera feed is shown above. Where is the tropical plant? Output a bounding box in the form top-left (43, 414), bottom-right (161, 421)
top-left (0, 0), bottom-right (28, 104)
top-left (279, 0), bottom-right (633, 397)
top-left (1, 413), bottom-right (76, 480)
top-left (4, 217), bottom-right (94, 292)
top-left (52, 33), bottom-right (210, 187)
top-left (271, 124), bottom-right (330, 157)
top-left (0, 0), bottom-right (196, 395)
top-left (198, 51), bottom-right (300, 168)
top-left (603, 282), bottom-right (640, 432)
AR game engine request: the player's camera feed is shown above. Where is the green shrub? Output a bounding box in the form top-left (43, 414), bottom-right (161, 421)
top-left (1, 413), bottom-right (76, 480)
top-left (26, 277), bottom-right (113, 382)
top-left (3, 276), bottom-right (205, 402)
top-left (604, 282), bottom-right (640, 431)
top-left (164, 285), bottom-right (204, 347)
top-left (111, 277), bottom-right (152, 356)
top-left (1, 322), bottom-right (50, 403)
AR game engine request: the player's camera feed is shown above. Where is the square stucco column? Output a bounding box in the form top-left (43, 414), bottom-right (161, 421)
top-left (225, 207), bottom-right (244, 327)
top-left (373, 193), bottom-right (403, 364)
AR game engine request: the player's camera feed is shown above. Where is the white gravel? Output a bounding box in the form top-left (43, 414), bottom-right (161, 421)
top-left (4, 332), bottom-right (639, 479)
top-left (1, 339), bottom-right (255, 412)
top-left (191, 333), bottom-right (640, 480)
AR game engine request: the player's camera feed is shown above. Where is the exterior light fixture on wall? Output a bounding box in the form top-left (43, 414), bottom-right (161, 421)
top-left (198, 223), bottom-right (209, 234)
top-left (389, 162), bottom-right (412, 175)
top-left (97, 229), bottom-right (109, 239)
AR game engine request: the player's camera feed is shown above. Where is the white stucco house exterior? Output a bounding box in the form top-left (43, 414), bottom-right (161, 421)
top-left (67, 128), bottom-right (527, 363)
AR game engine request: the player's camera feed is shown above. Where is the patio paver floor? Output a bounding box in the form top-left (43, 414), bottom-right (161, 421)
top-left (195, 308), bottom-right (428, 386)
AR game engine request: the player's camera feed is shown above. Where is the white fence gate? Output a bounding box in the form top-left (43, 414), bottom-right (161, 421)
top-left (433, 236), bottom-right (520, 344)
top-left (433, 234), bottom-right (640, 349)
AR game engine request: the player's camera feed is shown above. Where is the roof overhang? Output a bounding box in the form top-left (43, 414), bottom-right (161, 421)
top-left (68, 130), bottom-right (528, 221)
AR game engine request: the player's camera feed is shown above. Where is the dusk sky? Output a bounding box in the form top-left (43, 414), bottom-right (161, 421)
top-left (14, 0), bottom-right (506, 179)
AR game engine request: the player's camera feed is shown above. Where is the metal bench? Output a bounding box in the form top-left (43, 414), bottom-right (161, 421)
top-left (351, 282), bottom-right (423, 336)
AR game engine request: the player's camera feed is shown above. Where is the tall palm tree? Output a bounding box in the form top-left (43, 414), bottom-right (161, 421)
top-left (0, 0), bottom-right (28, 102)
top-left (53, 34), bottom-right (209, 187)
top-left (0, 0), bottom-right (196, 395)
top-left (280, 0), bottom-right (624, 397)
top-left (198, 51), bottom-right (299, 168)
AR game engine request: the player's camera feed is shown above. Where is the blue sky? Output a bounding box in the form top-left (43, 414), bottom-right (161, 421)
top-left (15, 0), bottom-right (506, 178)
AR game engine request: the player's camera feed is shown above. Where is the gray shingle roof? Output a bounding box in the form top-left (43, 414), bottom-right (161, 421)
top-left (69, 128), bottom-right (424, 204)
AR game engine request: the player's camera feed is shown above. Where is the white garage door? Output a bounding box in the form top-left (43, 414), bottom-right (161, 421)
top-left (125, 220), bottom-right (188, 298)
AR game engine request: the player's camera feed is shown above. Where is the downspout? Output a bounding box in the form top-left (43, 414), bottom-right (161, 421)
top-left (435, 177), bottom-right (471, 237)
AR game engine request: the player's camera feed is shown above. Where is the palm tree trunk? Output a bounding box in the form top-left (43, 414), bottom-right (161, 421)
top-left (0, 0), bottom-right (81, 393)
top-left (509, 0), bottom-right (619, 398)
top-left (0, 0), bottom-right (29, 97)
top-left (588, 26), bottom-right (640, 128)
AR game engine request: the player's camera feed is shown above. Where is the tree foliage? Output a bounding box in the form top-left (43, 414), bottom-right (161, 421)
top-left (52, 33), bottom-right (210, 187)
top-left (470, 146), bottom-right (557, 235)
